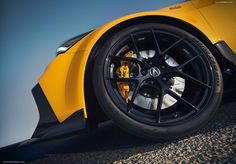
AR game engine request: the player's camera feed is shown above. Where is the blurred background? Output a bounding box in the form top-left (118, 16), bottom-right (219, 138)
top-left (0, 0), bottom-right (182, 147)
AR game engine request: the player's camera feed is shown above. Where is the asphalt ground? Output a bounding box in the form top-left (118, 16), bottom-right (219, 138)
top-left (1, 101), bottom-right (235, 163)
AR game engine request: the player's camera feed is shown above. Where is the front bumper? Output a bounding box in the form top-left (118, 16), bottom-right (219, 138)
top-left (31, 83), bottom-right (87, 140)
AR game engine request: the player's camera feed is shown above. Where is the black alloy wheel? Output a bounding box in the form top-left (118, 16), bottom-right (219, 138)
top-left (93, 23), bottom-right (223, 140)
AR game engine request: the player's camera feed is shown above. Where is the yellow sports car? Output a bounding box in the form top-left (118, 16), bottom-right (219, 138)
top-left (31, 0), bottom-right (236, 141)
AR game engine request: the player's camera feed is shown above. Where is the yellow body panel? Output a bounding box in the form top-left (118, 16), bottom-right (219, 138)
top-left (38, 0), bottom-right (235, 122)
top-left (194, 0), bottom-right (236, 52)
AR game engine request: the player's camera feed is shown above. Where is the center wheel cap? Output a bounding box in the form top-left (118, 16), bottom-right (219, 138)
top-left (149, 67), bottom-right (161, 77)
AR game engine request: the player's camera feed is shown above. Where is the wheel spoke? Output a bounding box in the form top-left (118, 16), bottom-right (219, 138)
top-left (166, 88), bottom-right (199, 112)
top-left (127, 81), bottom-right (143, 112)
top-left (151, 30), bottom-right (161, 54)
top-left (178, 54), bottom-right (202, 69)
top-left (129, 34), bottom-right (151, 68)
top-left (130, 34), bottom-right (141, 58)
top-left (156, 90), bottom-right (164, 123)
top-left (161, 38), bottom-right (183, 55)
top-left (144, 81), bottom-right (164, 123)
top-left (178, 72), bottom-right (211, 89)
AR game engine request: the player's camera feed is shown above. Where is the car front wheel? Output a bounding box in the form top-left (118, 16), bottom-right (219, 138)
top-left (93, 23), bottom-right (223, 140)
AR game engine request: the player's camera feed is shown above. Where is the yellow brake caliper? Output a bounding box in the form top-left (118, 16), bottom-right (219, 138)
top-left (116, 51), bottom-right (134, 103)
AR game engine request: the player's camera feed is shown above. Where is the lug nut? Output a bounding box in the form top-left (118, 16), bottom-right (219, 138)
top-left (162, 77), bottom-right (167, 81)
top-left (161, 65), bottom-right (165, 69)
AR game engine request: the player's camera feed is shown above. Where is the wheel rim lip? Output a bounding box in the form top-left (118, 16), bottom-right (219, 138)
top-left (103, 27), bottom-right (215, 126)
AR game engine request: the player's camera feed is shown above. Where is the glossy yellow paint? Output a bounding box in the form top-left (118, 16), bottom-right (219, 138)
top-left (194, 0), bottom-right (236, 52)
top-left (38, 0), bottom-right (235, 122)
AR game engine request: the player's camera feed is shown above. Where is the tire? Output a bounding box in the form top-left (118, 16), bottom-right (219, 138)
top-left (93, 23), bottom-right (223, 140)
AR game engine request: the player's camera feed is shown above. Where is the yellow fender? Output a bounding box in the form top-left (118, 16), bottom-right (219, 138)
top-left (38, 0), bottom-right (222, 122)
